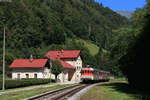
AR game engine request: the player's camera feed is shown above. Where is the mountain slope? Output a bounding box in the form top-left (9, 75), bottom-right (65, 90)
top-left (0, 0), bottom-right (129, 75)
top-left (116, 11), bottom-right (133, 18)
top-left (75, 39), bottom-right (99, 56)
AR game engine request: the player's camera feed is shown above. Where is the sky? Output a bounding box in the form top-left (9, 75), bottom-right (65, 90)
top-left (95, 0), bottom-right (147, 11)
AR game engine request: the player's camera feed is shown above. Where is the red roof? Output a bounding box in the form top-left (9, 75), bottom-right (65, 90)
top-left (45, 50), bottom-right (80, 60)
top-left (45, 50), bottom-right (80, 69)
top-left (9, 59), bottom-right (48, 68)
top-left (59, 60), bottom-right (75, 69)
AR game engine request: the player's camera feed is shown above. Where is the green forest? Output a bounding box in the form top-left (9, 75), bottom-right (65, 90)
top-left (0, 0), bottom-right (128, 76)
top-left (0, 0), bottom-right (150, 90)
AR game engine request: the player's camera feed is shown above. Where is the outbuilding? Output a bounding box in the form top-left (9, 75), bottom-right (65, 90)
top-left (9, 59), bottom-right (55, 79)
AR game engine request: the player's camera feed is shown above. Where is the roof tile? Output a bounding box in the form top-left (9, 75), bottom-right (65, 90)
top-left (9, 59), bottom-right (48, 68)
top-left (45, 50), bottom-right (80, 60)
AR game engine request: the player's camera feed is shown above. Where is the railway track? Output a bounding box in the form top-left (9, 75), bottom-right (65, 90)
top-left (26, 84), bottom-right (91, 100)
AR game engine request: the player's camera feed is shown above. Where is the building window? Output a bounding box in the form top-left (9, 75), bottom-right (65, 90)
top-left (34, 74), bottom-right (37, 78)
top-left (76, 66), bottom-right (78, 70)
top-left (17, 74), bottom-right (20, 79)
top-left (76, 66), bottom-right (80, 70)
top-left (26, 74), bottom-right (29, 78)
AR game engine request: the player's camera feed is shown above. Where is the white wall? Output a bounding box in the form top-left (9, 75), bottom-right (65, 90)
top-left (64, 56), bottom-right (82, 71)
top-left (57, 72), bottom-right (69, 82)
top-left (57, 56), bottom-right (83, 83)
top-left (12, 68), bottom-right (55, 79)
top-left (12, 72), bottom-right (43, 79)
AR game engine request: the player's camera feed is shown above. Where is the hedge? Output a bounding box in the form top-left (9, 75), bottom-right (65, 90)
top-left (0, 78), bottom-right (55, 89)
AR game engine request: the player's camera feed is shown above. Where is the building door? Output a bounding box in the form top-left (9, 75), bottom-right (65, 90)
top-left (34, 74), bottom-right (37, 78)
top-left (26, 74), bottom-right (29, 78)
top-left (68, 70), bottom-right (74, 81)
top-left (17, 74), bottom-right (20, 79)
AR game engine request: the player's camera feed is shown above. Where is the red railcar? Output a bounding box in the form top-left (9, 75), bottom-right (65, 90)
top-left (81, 67), bottom-right (110, 83)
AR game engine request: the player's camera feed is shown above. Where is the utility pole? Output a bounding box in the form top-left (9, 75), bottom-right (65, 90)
top-left (2, 27), bottom-right (5, 90)
top-left (50, 60), bottom-right (52, 83)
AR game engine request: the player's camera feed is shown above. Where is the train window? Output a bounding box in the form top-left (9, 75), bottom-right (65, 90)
top-left (83, 70), bottom-right (85, 73)
top-left (81, 70), bottom-right (84, 73)
top-left (86, 70), bottom-right (87, 73)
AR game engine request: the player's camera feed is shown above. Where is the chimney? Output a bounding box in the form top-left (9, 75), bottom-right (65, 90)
top-left (56, 54), bottom-right (60, 60)
top-left (30, 54), bottom-right (33, 62)
top-left (61, 50), bottom-right (64, 56)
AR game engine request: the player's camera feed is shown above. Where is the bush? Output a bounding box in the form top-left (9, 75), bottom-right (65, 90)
top-left (0, 78), bottom-right (55, 89)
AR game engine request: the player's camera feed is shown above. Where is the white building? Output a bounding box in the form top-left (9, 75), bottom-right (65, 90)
top-left (45, 50), bottom-right (82, 83)
top-left (9, 59), bottom-right (55, 79)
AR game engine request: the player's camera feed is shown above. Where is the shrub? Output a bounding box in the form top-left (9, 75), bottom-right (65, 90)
top-left (0, 78), bottom-right (55, 89)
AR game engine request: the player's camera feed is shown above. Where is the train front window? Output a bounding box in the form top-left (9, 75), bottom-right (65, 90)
top-left (82, 70), bottom-right (93, 74)
top-left (89, 70), bottom-right (93, 74)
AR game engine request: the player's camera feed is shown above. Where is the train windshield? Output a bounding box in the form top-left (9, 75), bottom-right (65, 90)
top-left (81, 70), bottom-right (94, 74)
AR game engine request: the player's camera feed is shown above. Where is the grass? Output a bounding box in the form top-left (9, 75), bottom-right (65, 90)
top-left (0, 83), bottom-right (53, 92)
top-left (0, 84), bottom-right (75, 100)
top-left (75, 39), bottom-right (99, 56)
top-left (78, 80), bottom-right (150, 100)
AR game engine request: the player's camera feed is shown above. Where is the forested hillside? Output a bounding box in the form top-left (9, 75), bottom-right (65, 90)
top-left (0, 0), bottom-right (129, 76)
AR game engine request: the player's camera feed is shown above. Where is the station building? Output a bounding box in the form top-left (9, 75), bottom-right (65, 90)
top-left (9, 50), bottom-right (82, 83)
top-left (45, 50), bottom-right (82, 82)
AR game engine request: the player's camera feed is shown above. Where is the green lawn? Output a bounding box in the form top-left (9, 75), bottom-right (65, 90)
top-left (79, 81), bottom-right (150, 100)
top-left (0, 84), bottom-right (75, 100)
top-left (75, 39), bottom-right (99, 56)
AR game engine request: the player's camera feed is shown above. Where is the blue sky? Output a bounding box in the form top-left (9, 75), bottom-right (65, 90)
top-left (95, 0), bottom-right (147, 11)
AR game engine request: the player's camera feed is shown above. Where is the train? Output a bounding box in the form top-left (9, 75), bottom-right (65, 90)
top-left (80, 67), bottom-right (111, 83)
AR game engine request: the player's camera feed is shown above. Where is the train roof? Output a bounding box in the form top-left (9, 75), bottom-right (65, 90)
top-left (82, 67), bottom-right (94, 71)
top-left (81, 67), bottom-right (110, 73)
